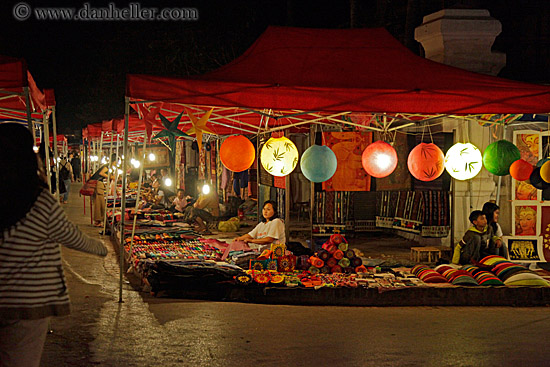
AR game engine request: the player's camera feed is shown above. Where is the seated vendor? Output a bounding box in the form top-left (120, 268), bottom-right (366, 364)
top-left (234, 200), bottom-right (285, 250)
top-left (171, 188), bottom-right (191, 213)
top-left (184, 182), bottom-right (220, 233)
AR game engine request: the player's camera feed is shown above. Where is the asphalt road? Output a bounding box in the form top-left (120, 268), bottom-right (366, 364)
top-left (40, 184), bottom-right (550, 367)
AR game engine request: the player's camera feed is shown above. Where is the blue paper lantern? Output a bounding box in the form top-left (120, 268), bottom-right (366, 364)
top-left (300, 145), bottom-right (337, 182)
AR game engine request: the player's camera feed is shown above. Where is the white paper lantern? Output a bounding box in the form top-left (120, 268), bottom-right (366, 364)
top-left (444, 142), bottom-right (483, 180)
top-left (260, 136), bottom-right (299, 177)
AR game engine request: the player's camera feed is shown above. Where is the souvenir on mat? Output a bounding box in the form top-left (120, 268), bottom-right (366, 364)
top-left (270, 243), bottom-right (286, 258)
top-left (277, 255), bottom-right (296, 272)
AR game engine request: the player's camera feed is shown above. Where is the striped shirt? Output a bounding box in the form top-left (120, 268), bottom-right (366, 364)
top-left (0, 189), bottom-right (107, 320)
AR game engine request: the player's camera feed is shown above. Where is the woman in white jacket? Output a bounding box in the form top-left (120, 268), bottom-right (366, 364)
top-left (0, 124), bottom-right (107, 367)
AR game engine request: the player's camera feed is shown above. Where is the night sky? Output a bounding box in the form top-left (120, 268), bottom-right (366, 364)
top-left (1, 0), bottom-right (549, 140)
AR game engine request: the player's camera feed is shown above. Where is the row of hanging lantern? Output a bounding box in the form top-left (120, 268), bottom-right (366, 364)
top-left (219, 134), bottom-right (543, 184)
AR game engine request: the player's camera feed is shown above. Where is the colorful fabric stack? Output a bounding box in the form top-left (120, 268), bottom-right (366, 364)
top-left (461, 265), bottom-right (504, 286)
top-left (305, 234), bottom-right (363, 274)
top-left (411, 264), bottom-right (448, 283)
top-left (125, 240), bottom-right (223, 261)
top-left (478, 256), bottom-right (550, 287)
top-left (434, 265), bottom-right (478, 286)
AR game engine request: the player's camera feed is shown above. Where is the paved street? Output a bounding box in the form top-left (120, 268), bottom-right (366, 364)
top-left (41, 184), bottom-right (550, 367)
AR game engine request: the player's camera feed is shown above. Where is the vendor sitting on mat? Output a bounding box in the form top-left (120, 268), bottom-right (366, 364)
top-left (234, 200), bottom-right (285, 250)
top-left (171, 188), bottom-right (191, 213)
top-left (183, 181), bottom-right (220, 234)
top-left (452, 210), bottom-right (494, 265)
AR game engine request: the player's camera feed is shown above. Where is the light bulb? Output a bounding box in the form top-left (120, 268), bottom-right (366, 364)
top-left (33, 146), bottom-right (39, 153)
top-left (164, 177), bottom-right (172, 187)
top-left (148, 153), bottom-right (156, 161)
top-left (131, 159), bottom-right (140, 169)
top-left (374, 152), bottom-right (392, 170)
top-left (202, 184), bottom-right (210, 195)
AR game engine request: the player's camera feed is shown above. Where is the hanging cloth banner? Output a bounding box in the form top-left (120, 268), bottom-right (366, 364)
top-left (322, 131), bottom-right (372, 191)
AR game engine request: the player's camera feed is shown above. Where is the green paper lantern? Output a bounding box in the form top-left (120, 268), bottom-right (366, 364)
top-left (482, 140), bottom-right (520, 176)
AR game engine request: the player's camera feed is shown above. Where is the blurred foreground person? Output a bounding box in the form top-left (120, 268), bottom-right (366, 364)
top-left (0, 123), bottom-right (107, 367)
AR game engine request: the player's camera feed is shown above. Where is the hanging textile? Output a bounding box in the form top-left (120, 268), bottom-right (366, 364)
top-left (322, 131), bottom-right (372, 191)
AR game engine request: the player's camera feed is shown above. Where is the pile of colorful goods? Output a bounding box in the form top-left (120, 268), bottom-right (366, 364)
top-left (478, 256), bottom-right (550, 286)
top-left (125, 240), bottom-right (223, 261)
top-left (303, 234), bottom-right (364, 274)
top-left (411, 264), bottom-right (449, 283)
top-left (433, 265), bottom-right (479, 286)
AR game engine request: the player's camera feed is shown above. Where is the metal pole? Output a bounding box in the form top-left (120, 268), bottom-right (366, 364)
top-left (103, 132), bottom-right (115, 234)
top-left (111, 134), bottom-right (120, 229)
top-left (23, 87), bottom-right (32, 132)
top-left (496, 124), bottom-right (507, 205)
top-left (52, 107), bottom-right (60, 201)
top-left (130, 132), bottom-right (148, 255)
top-left (119, 98), bottom-right (130, 303)
top-left (43, 114), bottom-right (52, 194)
top-left (309, 125), bottom-right (315, 249)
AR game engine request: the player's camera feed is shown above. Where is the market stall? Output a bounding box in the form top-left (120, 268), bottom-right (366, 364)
top-left (113, 26), bottom-right (550, 300)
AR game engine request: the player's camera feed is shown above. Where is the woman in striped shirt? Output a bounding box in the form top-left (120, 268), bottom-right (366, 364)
top-left (0, 123), bottom-right (107, 367)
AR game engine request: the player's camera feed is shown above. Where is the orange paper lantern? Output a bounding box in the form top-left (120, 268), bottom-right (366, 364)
top-left (220, 135), bottom-right (255, 172)
top-left (407, 143), bottom-right (445, 181)
top-left (361, 141), bottom-right (398, 178)
top-left (509, 159), bottom-right (533, 181)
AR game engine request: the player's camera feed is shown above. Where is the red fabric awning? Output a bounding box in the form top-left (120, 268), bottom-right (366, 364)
top-left (127, 26), bottom-right (550, 115)
top-left (0, 55), bottom-right (48, 122)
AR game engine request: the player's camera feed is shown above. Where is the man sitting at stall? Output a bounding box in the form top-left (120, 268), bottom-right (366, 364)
top-left (183, 182), bottom-right (219, 234)
top-left (452, 210), bottom-right (494, 265)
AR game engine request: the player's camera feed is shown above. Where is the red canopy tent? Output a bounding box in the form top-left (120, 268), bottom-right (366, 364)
top-left (126, 26), bottom-right (550, 136)
top-left (0, 55), bottom-right (48, 123)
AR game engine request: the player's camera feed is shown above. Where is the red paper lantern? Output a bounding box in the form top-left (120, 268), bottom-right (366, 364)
top-left (509, 159), bottom-right (534, 181)
top-left (220, 135), bottom-right (255, 172)
top-left (361, 141), bottom-right (398, 178)
top-left (407, 143), bottom-right (445, 181)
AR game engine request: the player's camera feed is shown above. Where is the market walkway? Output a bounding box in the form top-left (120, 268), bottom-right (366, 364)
top-left (40, 184), bottom-right (550, 367)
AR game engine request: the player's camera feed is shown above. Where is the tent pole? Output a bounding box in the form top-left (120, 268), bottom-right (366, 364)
top-left (119, 97), bottom-right (130, 303)
top-left (285, 130), bottom-right (290, 244)
top-left (111, 134), bottom-right (120, 229)
top-left (309, 125), bottom-right (315, 249)
top-left (129, 132), bottom-right (148, 257)
top-left (496, 124), bottom-right (507, 205)
top-left (52, 107), bottom-right (60, 201)
top-left (102, 132), bottom-right (114, 234)
top-left (23, 86), bottom-right (32, 132)
top-left (43, 114), bottom-right (52, 194)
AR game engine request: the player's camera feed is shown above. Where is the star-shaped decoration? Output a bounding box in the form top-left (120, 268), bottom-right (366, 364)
top-left (184, 108), bottom-right (216, 151)
top-left (153, 112), bottom-right (190, 153)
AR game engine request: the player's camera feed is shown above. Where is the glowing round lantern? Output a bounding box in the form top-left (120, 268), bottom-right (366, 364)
top-left (444, 142), bottom-right (483, 181)
top-left (300, 145), bottom-right (337, 182)
top-left (529, 167), bottom-right (550, 190)
top-left (509, 159), bottom-right (534, 181)
top-left (482, 140), bottom-right (521, 176)
top-left (407, 143), bottom-right (445, 181)
top-left (260, 136), bottom-right (299, 177)
top-left (541, 161), bottom-right (550, 183)
top-left (220, 135), bottom-right (255, 172)
top-left (361, 141), bottom-right (398, 178)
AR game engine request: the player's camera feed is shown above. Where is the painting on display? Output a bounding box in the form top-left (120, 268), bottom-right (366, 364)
top-left (505, 237), bottom-right (541, 262)
top-left (514, 205), bottom-right (538, 236)
top-left (540, 206), bottom-right (550, 261)
top-left (513, 132), bottom-right (540, 201)
top-left (136, 146), bottom-right (170, 168)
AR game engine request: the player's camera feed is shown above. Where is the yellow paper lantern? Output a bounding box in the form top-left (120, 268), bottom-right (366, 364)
top-left (444, 142), bottom-right (483, 180)
top-left (540, 161), bottom-right (550, 183)
top-left (260, 136), bottom-right (299, 177)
